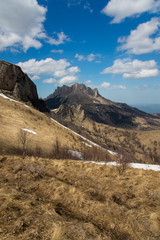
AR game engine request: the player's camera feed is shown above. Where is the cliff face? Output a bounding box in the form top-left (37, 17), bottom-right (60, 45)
top-left (0, 60), bottom-right (49, 112)
top-left (0, 60), bottom-right (38, 101)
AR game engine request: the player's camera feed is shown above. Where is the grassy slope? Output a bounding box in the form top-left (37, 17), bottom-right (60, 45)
top-left (0, 95), bottom-right (89, 155)
top-left (75, 118), bottom-right (160, 163)
top-left (0, 155), bottom-right (160, 240)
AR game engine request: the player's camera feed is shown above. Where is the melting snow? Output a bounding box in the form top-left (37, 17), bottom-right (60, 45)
top-left (50, 117), bottom-right (101, 148)
top-left (0, 93), bottom-right (19, 103)
top-left (85, 160), bottom-right (160, 171)
top-left (107, 150), bottom-right (118, 156)
top-left (82, 142), bottom-right (93, 148)
top-left (129, 163), bottom-right (160, 171)
top-left (0, 93), bottom-right (31, 108)
top-left (68, 150), bottom-right (83, 159)
top-left (21, 128), bottom-right (37, 135)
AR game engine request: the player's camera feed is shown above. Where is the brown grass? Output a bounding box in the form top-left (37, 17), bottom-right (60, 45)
top-left (0, 155), bottom-right (160, 240)
top-left (0, 95), bottom-right (90, 155)
top-left (74, 117), bottom-right (160, 163)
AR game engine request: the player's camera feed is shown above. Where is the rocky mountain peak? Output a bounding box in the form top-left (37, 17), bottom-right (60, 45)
top-left (0, 60), bottom-right (49, 112)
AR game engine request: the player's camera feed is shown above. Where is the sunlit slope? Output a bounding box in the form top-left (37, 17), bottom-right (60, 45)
top-left (0, 156), bottom-right (160, 240)
top-left (0, 94), bottom-right (85, 154)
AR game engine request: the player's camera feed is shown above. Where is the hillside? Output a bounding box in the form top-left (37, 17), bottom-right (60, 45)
top-left (0, 155), bottom-right (160, 240)
top-left (45, 83), bottom-right (160, 128)
top-left (0, 60), bottom-right (160, 240)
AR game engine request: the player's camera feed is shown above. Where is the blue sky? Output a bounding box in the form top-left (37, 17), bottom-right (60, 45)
top-left (0, 0), bottom-right (160, 105)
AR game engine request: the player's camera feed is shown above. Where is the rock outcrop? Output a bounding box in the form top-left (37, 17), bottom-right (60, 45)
top-left (0, 60), bottom-right (49, 112)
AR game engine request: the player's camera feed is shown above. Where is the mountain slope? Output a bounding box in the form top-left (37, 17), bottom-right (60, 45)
top-left (45, 83), bottom-right (159, 128)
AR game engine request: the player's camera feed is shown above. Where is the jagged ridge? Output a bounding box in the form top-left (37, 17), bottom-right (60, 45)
top-left (45, 83), bottom-right (158, 128)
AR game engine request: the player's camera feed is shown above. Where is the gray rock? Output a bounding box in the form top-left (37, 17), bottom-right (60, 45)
top-left (0, 60), bottom-right (38, 102)
top-left (0, 60), bottom-right (49, 112)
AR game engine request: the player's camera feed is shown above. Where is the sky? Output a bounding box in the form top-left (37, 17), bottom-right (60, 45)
top-left (0, 0), bottom-right (160, 105)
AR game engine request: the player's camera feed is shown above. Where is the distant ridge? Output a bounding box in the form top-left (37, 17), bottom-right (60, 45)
top-left (45, 83), bottom-right (158, 128)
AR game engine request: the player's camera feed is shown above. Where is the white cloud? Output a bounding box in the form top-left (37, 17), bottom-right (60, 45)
top-left (75, 53), bottom-right (101, 62)
top-left (54, 66), bottom-right (80, 78)
top-left (101, 58), bottom-right (159, 79)
top-left (102, 0), bottom-right (160, 23)
top-left (17, 58), bottom-right (71, 76)
top-left (101, 82), bottom-right (111, 88)
top-left (0, 0), bottom-right (47, 51)
top-left (59, 76), bottom-right (78, 85)
top-left (87, 53), bottom-right (97, 62)
top-left (17, 58), bottom-right (80, 85)
top-left (31, 75), bottom-right (40, 81)
top-left (42, 78), bottom-right (57, 84)
top-left (51, 49), bottom-right (64, 54)
top-left (86, 80), bottom-right (92, 84)
top-left (75, 54), bottom-right (85, 61)
top-left (101, 82), bottom-right (126, 89)
top-left (118, 18), bottom-right (160, 54)
top-left (47, 32), bottom-right (71, 46)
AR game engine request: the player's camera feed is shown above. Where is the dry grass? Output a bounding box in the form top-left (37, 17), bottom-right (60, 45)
top-left (0, 95), bottom-right (88, 155)
top-left (0, 155), bottom-right (160, 240)
top-left (76, 118), bottom-right (160, 163)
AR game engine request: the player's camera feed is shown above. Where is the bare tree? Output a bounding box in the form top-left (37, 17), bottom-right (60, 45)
top-left (116, 148), bottom-right (132, 175)
top-left (18, 129), bottom-right (31, 158)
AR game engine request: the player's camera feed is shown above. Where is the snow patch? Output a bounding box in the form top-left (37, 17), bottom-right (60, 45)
top-left (107, 150), bottom-right (118, 156)
top-left (68, 150), bottom-right (82, 159)
top-left (82, 142), bottom-right (93, 148)
top-left (21, 128), bottom-right (37, 135)
top-left (129, 163), bottom-right (160, 171)
top-left (85, 160), bottom-right (160, 171)
top-left (0, 93), bottom-right (19, 103)
top-left (50, 117), bottom-right (101, 148)
top-left (0, 93), bottom-right (31, 108)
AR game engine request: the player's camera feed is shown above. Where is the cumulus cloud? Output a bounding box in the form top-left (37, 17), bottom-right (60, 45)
top-left (0, 1), bottom-right (71, 51)
top-left (42, 78), bottom-right (57, 84)
top-left (0, 0), bottom-right (47, 51)
top-left (31, 75), bottom-right (40, 81)
top-left (101, 58), bottom-right (159, 79)
top-left (118, 18), bottom-right (160, 54)
top-left (75, 53), bottom-right (101, 62)
top-left (17, 58), bottom-right (80, 85)
top-left (59, 76), bottom-right (78, 85)
top-left (87, 53), bottom-right (97, 62)
top-left (54, 66), bottom-right (80, 78)
top-left (101, 0), bottom-right (160, 23)
top-left (18, 58), bottom-right (70, 76)
top-left (75, 54), bottom-right (85, 61)
top-left (47, 32), bottom-right (71, 46)
top-left (101, 82), bottom-right (126, 89)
